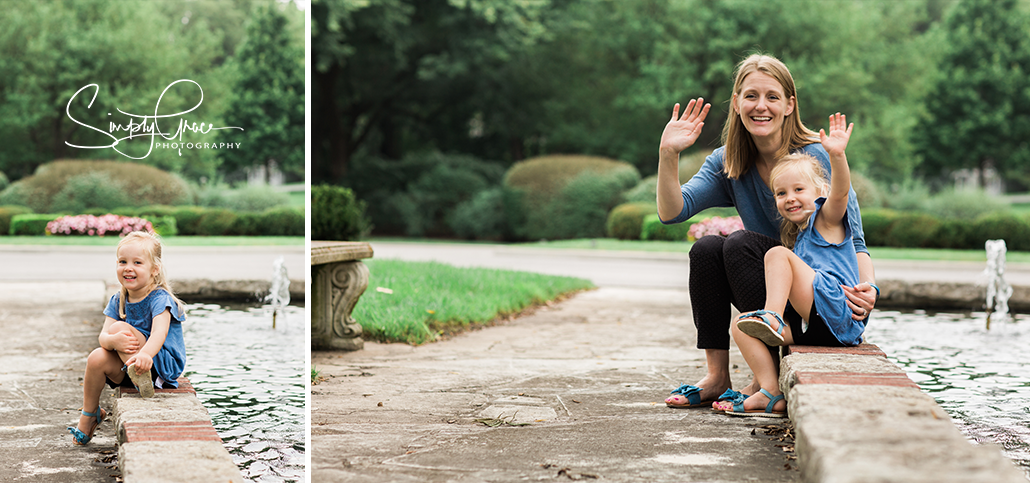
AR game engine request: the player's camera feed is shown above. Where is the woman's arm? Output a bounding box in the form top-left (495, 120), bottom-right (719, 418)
top-left (658, 99), bottom-right (710, 221)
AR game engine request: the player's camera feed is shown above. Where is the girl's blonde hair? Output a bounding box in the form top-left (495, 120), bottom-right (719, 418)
top-left (721, 53), bottom-right (819, 179)
top-left (769, 153), bottom-right (829, 249)
top-left (117, 231), bottom-right (187, 320)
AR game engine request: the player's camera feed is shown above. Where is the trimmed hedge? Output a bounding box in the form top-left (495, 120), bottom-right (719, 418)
top-left (860, 208), bottom-right (1030, 251)
top-left (0, 205), bottom-right (33, 236)
top-left (10, 214), bottom-right (61, 235)
top-left (606, 202), bottom-right (656, 240)
top-left (640, 213), bottom-right (690, 241)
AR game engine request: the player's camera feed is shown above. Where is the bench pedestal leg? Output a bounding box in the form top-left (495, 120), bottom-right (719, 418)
top-left (312, 260), bottom-right (367, 351)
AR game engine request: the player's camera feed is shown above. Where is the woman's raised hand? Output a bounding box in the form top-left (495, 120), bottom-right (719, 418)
top-left (660, 98), bottom-right (711, 154)
top-left (819, 112), bottom-right (853, 157)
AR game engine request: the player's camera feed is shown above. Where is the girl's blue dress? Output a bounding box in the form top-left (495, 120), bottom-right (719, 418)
top-left (103, 288), bottom-right (187, 388)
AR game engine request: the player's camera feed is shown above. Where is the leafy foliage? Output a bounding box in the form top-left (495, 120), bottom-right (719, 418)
top-left (913, 0), bottom-right (1030, 187)
top-left (219, 3), bottom-right (305, 182)
top-left (640, 213), bottom-right (690, 241)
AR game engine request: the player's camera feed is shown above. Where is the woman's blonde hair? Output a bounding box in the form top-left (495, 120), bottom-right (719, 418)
top-left (721, 53), bottom-right (818, 179)
top-left (117, 231), bottom-right (186, 320)
top-left (769, 153), bottom-right (829, 248)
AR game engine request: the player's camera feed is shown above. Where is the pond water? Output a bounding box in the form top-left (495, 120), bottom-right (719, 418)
top-left (864, 310), bottom-right (1030, 477)
top-left (182, 303), bottom-right (306, 482)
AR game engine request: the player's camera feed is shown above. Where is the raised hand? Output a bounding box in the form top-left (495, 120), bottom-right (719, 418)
top-left (819, 112), bottom-right (853, 158)
top-left (660, 97), bottom-right (711, 154)
top-left (126, 353), bottom-right (153, 374)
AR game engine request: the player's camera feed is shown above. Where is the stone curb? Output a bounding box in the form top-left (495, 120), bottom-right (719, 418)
top-left (780, 344), bottom-right (1025, 483)
top-left (877, 280), bottom-right (1030, 312)
top-left (114, 378), bottom-right (243, 483)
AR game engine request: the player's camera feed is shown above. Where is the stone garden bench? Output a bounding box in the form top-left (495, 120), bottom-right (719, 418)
top-left (311, 241), bottom-right (373, 350)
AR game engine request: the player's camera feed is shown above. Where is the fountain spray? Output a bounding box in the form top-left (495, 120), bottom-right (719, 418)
top-left (983, 239), bottom-right (1012, 330)
top-left (266, 256), bottom-right (291, 329)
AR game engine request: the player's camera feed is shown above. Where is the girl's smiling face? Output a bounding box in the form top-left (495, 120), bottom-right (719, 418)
top-left (773, 166), bottom-right (821, 225)
top-left (117, 241), bottom-right (158, 298)
top-left (733, 71), bottom-right (795, 144)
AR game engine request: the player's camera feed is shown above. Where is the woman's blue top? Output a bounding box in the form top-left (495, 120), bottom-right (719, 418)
top-left (794, 197), bottom-right (865, 346)
top-left (661, 143), bottom-right (868, 255)
top-left (103, 288), bottom-right (187, 387)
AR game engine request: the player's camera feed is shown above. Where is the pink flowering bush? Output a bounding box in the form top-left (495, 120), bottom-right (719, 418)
top-left (688, 216), bottom-right (744, 241)
top-left (46, 214), bottom-right (154, 237)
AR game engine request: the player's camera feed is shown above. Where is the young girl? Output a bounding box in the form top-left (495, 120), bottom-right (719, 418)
top-left (68, 231), bottom-right (188, 444)
top-left (722, 113), bottom-right (867, 417)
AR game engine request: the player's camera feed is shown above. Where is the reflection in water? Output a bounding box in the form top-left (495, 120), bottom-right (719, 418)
top-left (864, 310), bottom-right (1030, 477)
top-left (183, 304), bottom-right (305, 482)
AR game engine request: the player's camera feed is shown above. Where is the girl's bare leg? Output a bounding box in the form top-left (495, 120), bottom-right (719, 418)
top-left (731, 246), bottom-right (818, 412)
top-left (77, 323), bottom-right (147, 433)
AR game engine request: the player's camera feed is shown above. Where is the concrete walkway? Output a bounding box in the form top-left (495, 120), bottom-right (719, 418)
top-left (311, 241), bottom-right (1030, 482)
top-left (0, 244), bottom-right (303, 482)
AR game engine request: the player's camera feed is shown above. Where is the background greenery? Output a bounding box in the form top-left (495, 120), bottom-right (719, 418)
top-left (0, 0), bottom-right (305, 237)
top-left (314, 0), bottom-right (1030, 250)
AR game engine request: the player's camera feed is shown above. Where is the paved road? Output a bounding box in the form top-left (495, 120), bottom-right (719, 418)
top-left (0, 245), bottom-right (305, 284)
top-left (367, 240), bottom-right (1030, 288)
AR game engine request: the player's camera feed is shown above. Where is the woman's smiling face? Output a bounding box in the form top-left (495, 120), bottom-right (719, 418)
top-left (733, 71), bottom-right (795, 145)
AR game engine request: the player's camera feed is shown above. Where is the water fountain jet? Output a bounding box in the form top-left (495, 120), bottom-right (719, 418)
top-left (983, 239), bottom-right (1012, 330)
top-left (265, 256), bottom-right (291, 329)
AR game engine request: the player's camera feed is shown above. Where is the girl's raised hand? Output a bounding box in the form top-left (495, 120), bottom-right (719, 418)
top-left (660, 98), bottom-right (711, 154)
top-left (819, 112), bottom-right (853, 157)
top-left (126, 353), bottom-right (153, 374)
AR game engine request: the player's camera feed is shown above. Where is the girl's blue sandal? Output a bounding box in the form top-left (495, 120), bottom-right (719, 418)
top-left (665, 384), bottom-right (716, 408)
top-left (68, 407), bottom-right (107, 445)
top-left (724, 388), bottom-right (787, 418)
top-left (736, 310), bottom-right (786, 346)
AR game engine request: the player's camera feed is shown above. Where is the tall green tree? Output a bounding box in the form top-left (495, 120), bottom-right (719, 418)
top-left (311, 0), bottom-right (549, 182)
top-left (0, 0), bottom-right (229, 180)
top-left (912, 0), bottom-right (1030, 188)
top-left (218, 3), bottom-right (305, 183)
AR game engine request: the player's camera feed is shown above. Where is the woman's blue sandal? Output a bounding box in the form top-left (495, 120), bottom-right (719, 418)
top-left (665, 384), bottom-right (716, 408)
top-left (67, 407), bottom-right (107, 445)
top-left (724, 388), bottom-right (787, 418)
top-left (736, 310), bottom-right (786, 346)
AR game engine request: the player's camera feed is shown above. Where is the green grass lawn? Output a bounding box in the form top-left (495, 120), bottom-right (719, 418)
top-left (0, 236), bottom-right (303, 246)
top-left (287, 190), bottom-right (306, 208)
top-left (353, 259), bottom-right (595, 345)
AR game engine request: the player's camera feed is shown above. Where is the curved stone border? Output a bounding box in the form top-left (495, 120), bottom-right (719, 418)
top-left (114, 378), bottom-right (243, 483)
top-left (780, 344), bottom-right (1025, 482)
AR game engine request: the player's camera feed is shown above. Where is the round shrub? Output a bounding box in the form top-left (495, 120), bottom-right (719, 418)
top-left (606, 202), bottom-right (656, 240)
top-left (0, 171), bottom-right (9, 191)
top-left (229, 211), bottom-right (261, 236)
top-left (504, 155), bottom-right (640, 240)
top-left (346, 152), bottom-right (505, 236)
top-left (858, 208), bottom-right (899, 247)
top-left (0, 205), bottom-right (32, 236)
top-left (257, 206), bottom-right (303, 236)
top-left (971, 212), bottom-right (1030, 251)
top-left (448, 187), bottom-right (506, 240)
top-left (313, 185), bottom-right (370, 241)
top-left (923, 189), bottom-right (1010, 221)
top-left (622, 176), bottom-right (657, 204)
top-left (168, 206), bottom-right (207, 235)
top-left (0, 160), bottom-right (192, 212)
top-left (885, 213), bottom-right (940, 248)
top-left (50, 172), bottom-right (132, 213)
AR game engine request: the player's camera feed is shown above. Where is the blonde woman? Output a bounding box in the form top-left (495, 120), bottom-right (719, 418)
top-left (657, 54), bottom-right (878, 410)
